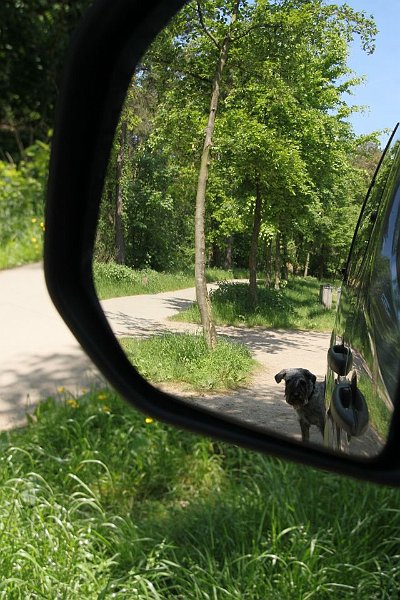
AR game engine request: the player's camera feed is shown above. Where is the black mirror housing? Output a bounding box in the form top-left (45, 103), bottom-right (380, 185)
top-left (44, 0), bottom-right (400, 486)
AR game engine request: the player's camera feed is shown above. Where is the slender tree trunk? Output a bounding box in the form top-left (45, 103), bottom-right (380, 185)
top-left (304, 251), bottom-right (310, 278)
top-left (194, 0), bottom-right (239, 350)
top-left (318, 244), bottom-right (326, 280)
top-left (265, 239), bottom-right (272, 287)
top-left (13, 127), bottom-right (25, 159)
top-left (224, 236), bottom-right (233, 270)
top-left (274, 232), bottom-right (281, 290)
top-left (115, 121), bottom-right (127, 264)
top-left (282, 235), bottom-right (289, 281)
top-left (249, 178), bottom-right (262, 306)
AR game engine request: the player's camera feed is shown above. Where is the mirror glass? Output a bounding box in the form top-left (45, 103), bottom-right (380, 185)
top-left (94, 0), bottom-right (399, 460)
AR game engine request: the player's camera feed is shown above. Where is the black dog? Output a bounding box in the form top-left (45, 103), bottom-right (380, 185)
top-left (275, 368), bottom-right (325, 442)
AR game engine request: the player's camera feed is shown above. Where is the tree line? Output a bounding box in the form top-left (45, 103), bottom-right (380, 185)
top-left (97, 1), bottom-right (380, 320)
top-left (1, 0), bottom-right (382, 348)
top-left (0, 0), bottom-right (92, 159)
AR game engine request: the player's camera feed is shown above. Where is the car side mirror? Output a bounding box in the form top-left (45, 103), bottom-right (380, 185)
top-left (44, 0), bottom-right (400, 486)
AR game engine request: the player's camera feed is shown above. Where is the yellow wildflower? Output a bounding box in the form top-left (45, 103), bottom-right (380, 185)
top-left (31, 237), bottom-right (37, 243)
top-left (67, 399), bottom-right (79, 409)
top-left (57, 386), bottom-right (65, 393)
top-left (40, 222), bottom-right (44, 228)
top-left (31, 218), bottom-right (37, 223)
top-left (102, 405), bottom-right (111, 414)
top-left (145, 417), bottom-right (154, 424)
top-left (81, 388), bottom-right (88, 394)
top-left (97, 393), bottom-right (107, 401)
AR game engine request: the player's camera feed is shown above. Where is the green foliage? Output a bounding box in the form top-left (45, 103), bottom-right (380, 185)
top-left (211, 281), bottom-right (296, 326)
top-left (94, 0), bottom-right (377, 282)
top-left (0, 389), bottom-right (399, 596)
top-left (121, 333), bottom-right (256, 390)
top-left (0, 227), bottom-right (43, 269)
top-left (0, 140), bottom-right (48, 267)
top-left (174, 277), bottom-right (338, 331)
top-left (0, 1), bottom-right (92, 158)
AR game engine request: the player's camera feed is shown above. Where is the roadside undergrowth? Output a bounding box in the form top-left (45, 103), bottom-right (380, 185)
top-left (0, 389), bottom-right (399, 597)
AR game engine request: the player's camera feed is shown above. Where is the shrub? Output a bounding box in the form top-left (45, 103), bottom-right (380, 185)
top-left (0, 140), bottom-right (49, 267)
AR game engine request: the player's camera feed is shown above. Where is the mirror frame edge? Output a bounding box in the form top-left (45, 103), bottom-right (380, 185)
top-left (44, 0), bottom-right (400, 486)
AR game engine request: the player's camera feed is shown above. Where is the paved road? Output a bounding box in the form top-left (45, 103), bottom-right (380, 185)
top-left (1, 263), bottom-right (377, 457)
top-left (0, 264), bottom-right (380, 454)
top-left (0, 263), bottom-right (102, 430)
top-left (1, 264), bottom-right (327, 437)
top-left (101, 292), bottom-right (330, 446)
top-left (0, 264), bottom-right (213, 430)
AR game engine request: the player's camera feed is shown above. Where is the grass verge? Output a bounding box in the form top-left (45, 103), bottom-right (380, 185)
top-left (93, 262), bottom-right (247, 300)
top-left (173, 277), bottom-right (338, 332)
top-left (0, 388), bottom-right (399, 597)
top-left (120, 333), bottom-right (256, 391)
top-left (0, 233), bottom-right (43, 269)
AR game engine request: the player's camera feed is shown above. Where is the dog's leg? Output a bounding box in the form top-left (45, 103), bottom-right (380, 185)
top-left (300, 419), bottom-right (310, 442)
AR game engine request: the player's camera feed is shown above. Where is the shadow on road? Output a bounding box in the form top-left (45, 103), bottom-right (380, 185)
top-left (0, 351), bottom-right (103, 430)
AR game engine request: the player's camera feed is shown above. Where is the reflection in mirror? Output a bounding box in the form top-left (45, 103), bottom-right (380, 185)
top-left (93, 1), bottom-right (395, 460)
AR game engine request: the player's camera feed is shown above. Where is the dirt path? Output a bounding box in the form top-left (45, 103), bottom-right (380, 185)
top-left (102, 289), bottom-right (330, 446)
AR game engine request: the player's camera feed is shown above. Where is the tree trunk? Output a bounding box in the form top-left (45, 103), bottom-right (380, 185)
top-left (224, 236), bottom-right (233, 270)
top-left (282, 235), bottom-right (289, 281)
top-left (249, 179), bottom-right (262, 306)
top-left (194, 1), bottom-right (239, 350)
top-left (115, 121), bottom-right (127, 265)
top-left (318, 245), bottom-right (326, 280)
top-left (265, 239), bottom-right (272, 287)
top-left (274, 232), bottom-right (281, 290)
top-left (304, 251), bottom-right (310, 278)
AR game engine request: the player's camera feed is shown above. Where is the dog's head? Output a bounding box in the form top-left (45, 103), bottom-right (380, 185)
top-left (274, 368), bottom-right (316, 409)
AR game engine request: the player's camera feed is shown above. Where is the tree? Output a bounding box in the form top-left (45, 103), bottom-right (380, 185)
top-left (96, 0), bottom-right (378, 292)
top-left (193, 0), bottom-right (241, 349)
top-left (0, 0), bottom-right (92, 159)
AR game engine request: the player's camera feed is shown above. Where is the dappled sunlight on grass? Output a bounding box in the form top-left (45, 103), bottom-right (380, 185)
top-left (173, 277), bottom-right (338, 332)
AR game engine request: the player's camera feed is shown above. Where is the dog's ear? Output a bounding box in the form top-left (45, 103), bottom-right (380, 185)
top-left (275, 370), bottom-right (287, 384)
top-left (302, 369), bottom-right (317, 384)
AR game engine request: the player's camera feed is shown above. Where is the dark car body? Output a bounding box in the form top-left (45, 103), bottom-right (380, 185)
top-left (325, 124), bottom-right (400, 457)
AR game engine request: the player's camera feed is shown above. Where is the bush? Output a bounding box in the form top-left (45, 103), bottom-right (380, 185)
top-left (0, 140), bottom-right (49, 267)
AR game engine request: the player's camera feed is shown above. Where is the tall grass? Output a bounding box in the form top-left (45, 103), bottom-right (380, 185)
top-left (0, 389), bottom-right (399, 597)
top-left (173, 278), bottom-right (338, 332)
top-left (120, 333), bottom-right (256, 391)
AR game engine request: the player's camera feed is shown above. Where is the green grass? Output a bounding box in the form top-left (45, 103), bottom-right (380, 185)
top-left (93, 261), bottom-right (247, 300)
top-left (0, 229), bottom-right (43, 269)
top-left (1, 389), bottom-right (400, 597)
top-left (173, 277), bottom-right (338, 332)
top-left (93, 262), bottom-right (195, 300)
top-left (120, 333), bottom-right (256, 391)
